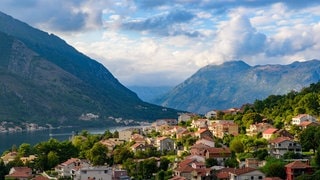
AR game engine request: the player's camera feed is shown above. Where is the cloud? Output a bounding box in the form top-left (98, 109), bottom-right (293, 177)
top-left (120, 9), bottom-right (199, 37)
top-left (211, 14), bottom-right (267, 61)
top-left (0, 0), bottom-right (110, 32)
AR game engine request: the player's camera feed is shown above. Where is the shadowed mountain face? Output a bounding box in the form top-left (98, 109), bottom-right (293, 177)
top-left (152, 60), bottom-right (320, 114)
top-left (0, 12), bottom-right (180, 126)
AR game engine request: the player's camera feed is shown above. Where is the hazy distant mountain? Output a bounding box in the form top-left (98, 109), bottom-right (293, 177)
top-left (0, 11), bottom-right (181, 126)
top-left (128, 86), bottom-right (173, 102)
top-left (152, 60), bottom-right (320, 114)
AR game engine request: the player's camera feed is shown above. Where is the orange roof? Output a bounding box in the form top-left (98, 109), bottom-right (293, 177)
top-left (62, 158), bottom-right (79, 166)
top-left (6, 167), bottom-right (32, 178)
top-left (263, 128), bottom-right (278, 134)
top-left (196, 128), bottom-right (209, 134)
top-left (299, 121), bottom-right (319, 127)
top-left (269, 136), bottom-right (293, 143)
top-left (263, 177), bottom-right (283, 180)
top-left (207, 147), bottom-right (231, 154)
top-left (285, 161), bottom-right (311, 169)
top-left (131, 143), bottom-right (144, 149)
top-left (169, 176), bottom-right (187, 180)
top-left (231, 167), bottom-right (258, 175)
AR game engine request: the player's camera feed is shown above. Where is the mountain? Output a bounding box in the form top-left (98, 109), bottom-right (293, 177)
top-left (0, 11), bottom-right (181, 127)
top-left (152, 60), bottom-right (320, 114)
top-left (128, 86), bottom-right (173, 102)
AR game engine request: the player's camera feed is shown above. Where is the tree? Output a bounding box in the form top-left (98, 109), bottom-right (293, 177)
top-left (299, 126), bottom-right (320, 154)
top-left (205, 158), bottom-right (218, 167)
top-left (86, 142), bottom-right (108, 166)
top-left (159, 157), bottom-right (170, 171)
top-left (47, 151), bottom-right (60, 168)
top-left (18, 143), bottom-right (33, 157)
top-left (242, 113), bottom-right (263, 128)
top-left (0, 160), bottom-right (9, 180)
top-left (261, 158), bottom-right (286, 179)
top-left (103, 130), bottom-right (113, 139)
top-left (230, 138), bottom-right (244, 153)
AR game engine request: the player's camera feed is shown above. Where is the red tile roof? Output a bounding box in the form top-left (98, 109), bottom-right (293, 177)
top-left (263, 177), bottom-right (283, 180)
top-left (285, 161), bottom-right (311, 169)
top-left (169, 176), bottom-right (187, 180)
top-left (263, 128), bottom-right (278, 134)
top-left (6, 167), bottom-right (32, 178)
top-left (230, 167), bottom-right (257, 175)
top-left (269, 136), bottom-right (293, 143)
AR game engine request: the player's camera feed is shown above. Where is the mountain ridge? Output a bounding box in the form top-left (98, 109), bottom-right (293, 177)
top-left (0, 11), bottom-right (181, 126)
top-left (152, 60), bottom-right (320, 114)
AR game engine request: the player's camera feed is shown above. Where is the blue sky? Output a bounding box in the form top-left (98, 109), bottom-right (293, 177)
top-left (1, 0), bottom-right (320, 86)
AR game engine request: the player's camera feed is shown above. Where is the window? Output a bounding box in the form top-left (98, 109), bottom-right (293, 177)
top-left (259, 176), bottom-right (263, 179)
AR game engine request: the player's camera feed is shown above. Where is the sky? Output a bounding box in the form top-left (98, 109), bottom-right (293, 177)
top-left (1, 0), bottom-right (320, 87)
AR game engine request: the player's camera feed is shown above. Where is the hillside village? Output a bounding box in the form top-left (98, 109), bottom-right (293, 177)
top-left (1, 108), bottom-right (320, 180)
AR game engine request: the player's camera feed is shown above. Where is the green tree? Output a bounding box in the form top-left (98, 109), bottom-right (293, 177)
top-left (230, 138), bottom-right (244, 153)
top-left (205, 158), bottom-right (218, 167)
top-left (18, 143), bottom-right (33, 157)
top-left (47, 151), bottom-right (60, 168)
top-left (261, 158), bottom-right (286, 179)
top-left (86, 142), bottom-right (108, 166)
top-left (242, 113), bottom-right (263, 128)
top-left (0, 160), bottom-right (9, 179)
top-left (299, 126), bottom-right (320, 154)
top-left (159, 157), bottom-right (170, 171)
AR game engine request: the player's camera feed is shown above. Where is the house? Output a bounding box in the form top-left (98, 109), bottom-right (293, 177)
top-left (73, 166), bottom-right (112, 180)
top-left (191, 119), bottom-right (209, 129)
top-left (20, 155), bottom-right (37, 164)
top-left (262, 128), bottom-right (278, 140)
top-left (178, 113), bottom-right (195, 123)
top-left (210, 121), bottom-right (238, 138)
top-left (204, 147), bottom-right (232, 165)
top-left (285, 161), bottom-right (313, 180)
top-left (194, 128), bottom-right (213, 139)
top-left (5, 167), bottom-right (33, 180)
top-left (274, 129), bottom-right (294, 139)
top-left (214, 167), bottom-right (235, 180)
top-left (291, 114), bottom-right (317, 125)
top-left (229, 167), bottom-right (266, 180)
top-left (131, 143), bottom-right (146, 152)
top-left (156, 137), bottom-right (175, 152)
top-left (152, 119), bottom-right (178, 126)
top-left (205, 110), bottom-right (218, 119)
top-left (190, 143), bottom-right (231, 165)
top-left (55, 158), bottom-right (89, 177)
top-left (298, 121), bottom-right (319, 130)
top-left (268, 137), bottom-right (302, 158)
top-left (1, 151), bottom-right (17, 164)
top-left (176, 128), bottom-right (190, 139)
top-left (113, 169), bottom-right (130, 180)
top-left (195, 138), bottom-right (215, 148)
top-left (100, 138), bottom-right (124, 151)
top-left (174, 158), bottom-right (213, 180)
top-left (190, 143), bottom-right (212, 157)
top-left (246, 123), bottom-right (274, 137)
top-left (118, 129), bottom-right (133, 141)
top-left (245, 158), bottom-right (264, 169)
top-left (130, 133), bottom-right (145, 144)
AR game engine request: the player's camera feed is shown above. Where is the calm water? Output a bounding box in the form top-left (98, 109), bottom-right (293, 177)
top-left (0, 126), bottom-right (136, 154)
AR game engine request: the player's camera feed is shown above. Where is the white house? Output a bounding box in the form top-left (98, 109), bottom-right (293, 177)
top-left (205, 110), bottom-right (217, 119)
top-left (292, 114), bottom-right (317, 125)
top-left (268, 137), bottom-right (302, 158)
top-left (74, 166), bottom-right (112, 180)
top-left (55, 158), bottom-right (87, 177)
